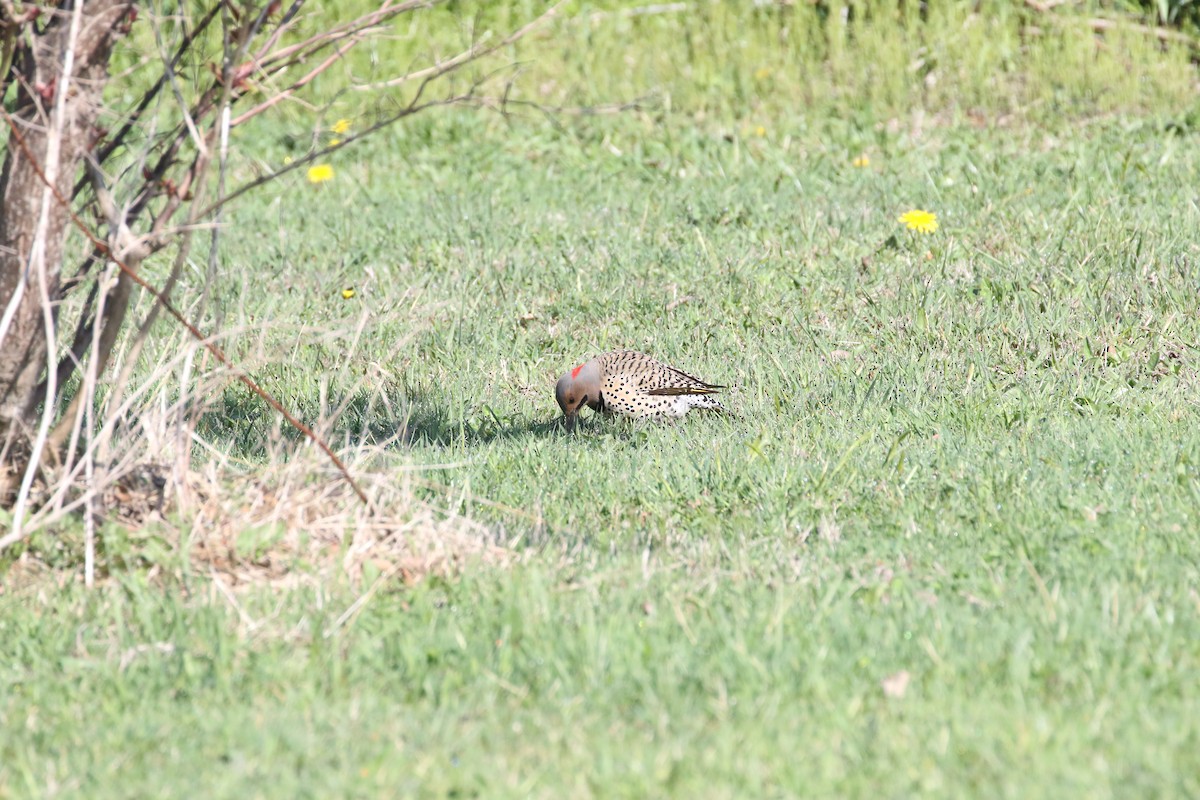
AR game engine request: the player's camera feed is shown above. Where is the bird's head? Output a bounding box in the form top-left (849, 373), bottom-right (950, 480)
top-left (556, 358), bottom-right (601, 431)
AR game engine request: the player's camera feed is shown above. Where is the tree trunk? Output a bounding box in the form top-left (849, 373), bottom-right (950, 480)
top-left (0, 1), bottom-right (132, 497)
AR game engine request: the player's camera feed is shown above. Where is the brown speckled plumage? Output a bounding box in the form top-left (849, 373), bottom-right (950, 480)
top-left (555, 351), bottom-right (724, 426)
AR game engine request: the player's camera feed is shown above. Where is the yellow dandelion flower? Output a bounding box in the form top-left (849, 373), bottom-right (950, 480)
top-left (332, 118), bottom-right (351, 134)
top-left (329, 138), bottom-right (341, 146)
top-left (307, 164), bottom-right (334, 184)
top-left (899, 209), bottom-right (938, 234)
top-left (341, 287), bottom-right (356, 299)
top-left (754, 67), bottom-right (771, 80)
top-left (852, 154), bottom-right (870, 168)
top-left (755, 125), bottom-right (767, 138)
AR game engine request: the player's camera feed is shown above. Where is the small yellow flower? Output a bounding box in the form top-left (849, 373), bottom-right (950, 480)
top-left (754, 67), bottom-right (771, 80)
top-left (899, 209), bottom-right (938, 234)
top-left (329, 138), bottom-right (341, 147)
top-left (755, 125), bottom-right (767, 138)
top-left (341, 287), bottom-right (356, 299)
top-left (852, 154), bottom-right (870, 168)
top-left (332, 118), bottom-right (351, 134)
top-left (283, 155), bottom-right (294, 165)
top-left (307, 164), bottom-right (334, 184)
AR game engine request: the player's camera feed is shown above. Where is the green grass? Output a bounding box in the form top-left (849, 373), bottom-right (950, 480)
top-left (4, 560), bottom-right (1199, 796)
top-left (6, 1), bottom-right (1200, 797)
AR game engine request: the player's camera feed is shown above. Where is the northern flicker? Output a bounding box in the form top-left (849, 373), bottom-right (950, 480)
top-left (555, 350), bottom-right (725, 429)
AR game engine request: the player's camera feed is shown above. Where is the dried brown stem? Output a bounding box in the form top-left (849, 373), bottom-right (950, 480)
top-left (5, 0), bottom-right (582, 524)
top-left (1084, 15), bottom-right (1198, 48)
top-left (0, 107), bottom-right (371, 509)
top-left (72, 2), bottom-right (223, 199)
top-left (254, 0), bottom-right (433, 72)
top-left (230, 32), bottom-right (363, 127)
top-left (194, 86), bottom-right (472, 221)
top-left (353, 0), bottom-right (565, 92)
top-left (1021, 0), bottom-right (1200, 52)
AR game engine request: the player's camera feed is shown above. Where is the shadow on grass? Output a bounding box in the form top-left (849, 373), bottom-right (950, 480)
top-left (399, 397), bottom-right (566, 447)
top-left (193, 383), bottom-right (570, 457)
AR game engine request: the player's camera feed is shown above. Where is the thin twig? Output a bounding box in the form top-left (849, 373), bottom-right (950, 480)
top-left (0, 108), bottom-right (372, 521)
top-left (193, 87), bottom-right (475, 220)
top-left (352, 0), bottom-right (564, 92)
top-left (1021, 0), bottom-right (1072, 12)
top-left (95, 12), bottom-right (227, 461)
top-left (4, 0), bottom-right (578, 536)
top-left (3, 0), bottom-right (85, 550)
top-left (230, 32), bottom-right (364, 127)
top-left (585, 2), bottom-right (690, 21)
top-left (120, 0), bottom-right (426, 224)
top-left (72, 2), bottom-right (222, 198)
top-left (1021, 0), bottom-right (1200, 51)
top-left (151, 2), bottom-right (208, 159)
top-left (254, 0), bottom-right (432, 73)
top-left (1085, 15), bottom-right (1198, 48)
top-left (200, 22), bottom-right (558, 221)
top-left (248, 0), bottom-right (307, 61)
top-left (81, 266), bottom-right (112, 587)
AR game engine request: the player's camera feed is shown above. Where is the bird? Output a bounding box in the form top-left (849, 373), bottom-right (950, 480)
top-left (554, 350), bottom-right (725, 430)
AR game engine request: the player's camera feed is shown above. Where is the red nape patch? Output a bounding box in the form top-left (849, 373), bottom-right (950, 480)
top-left (571, 363), bottom-right (584, 379)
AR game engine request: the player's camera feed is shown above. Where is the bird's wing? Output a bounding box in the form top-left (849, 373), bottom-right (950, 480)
top-left (644, 364), bottom-right (724, 395)
top-left (645, 383), bottom-right (722, 396)
top-left (601, 351), bottom-right (725, 395)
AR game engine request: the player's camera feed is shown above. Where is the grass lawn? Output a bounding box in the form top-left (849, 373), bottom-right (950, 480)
top-left (3, 2), bottom-right (1200, 796)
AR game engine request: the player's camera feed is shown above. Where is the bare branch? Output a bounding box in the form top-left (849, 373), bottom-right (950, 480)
top-left (3, 0), bottom-right (87, 548)
top-left (151, 5), bottom-right (209, 159)
top-left (230, 31), bottom-right (364, 127)
top-left (1020, 0), bottom-right (1200, 52)
top-left (254, 0), bottom-right (434, 73)
top-left (353, 0), bottom-right (564, 92)
top-left (3, 0), bottom-right (596, 530)
top-left (197, 3), bottom-right (565, 221)
top-left (0, 111), bottom-right (372, 524)
top-left (194, 86), bottom-right (475, 221)
top-left (73, 2), bottom-right (223, 199)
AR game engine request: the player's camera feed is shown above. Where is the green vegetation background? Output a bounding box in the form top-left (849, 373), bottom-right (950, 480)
top-left (4, 1), bottom-right (1200, 796)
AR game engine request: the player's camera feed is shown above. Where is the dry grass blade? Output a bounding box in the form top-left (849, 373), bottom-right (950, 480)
top-left (0, 108), bottom-right (371, 522)
top-left (9, 333), bottom-right (512, 591)
top-left (352, 0), bottom-right (566, 92)
top-left (0, 0), bottom-right (86, 550)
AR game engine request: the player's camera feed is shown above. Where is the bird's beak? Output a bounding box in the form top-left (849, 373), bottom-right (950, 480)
top-left (563, 412), bottom-right (577, 433)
